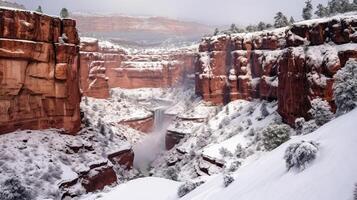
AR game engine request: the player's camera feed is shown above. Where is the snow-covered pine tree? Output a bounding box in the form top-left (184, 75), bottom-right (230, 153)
top-left (333, 59), bottom-right (357, 116)
top-left (289, 17), bottom-right (295, 24)
top-left (219, 147), bottom-right (233, 158)
top-left (60, 8), bottom-right (69, 18)
top-left (246, 24), bottom-right (258, 32)
top-left (213, 28), bottom-right (219, 36)
top-left (284, 141), bottom-right (319, 171)
top-left (302, 0), bottom-right (313, 20)
top-left (0, 178), bottom-right (32, 200)
top-left (274, 12), bottom-right (289, 28)
top-left (328, 0), bottom-right (351, 15)
top-left (262, 124), bottom-right (291, 150)
top-left (257, 22), bottom-right (266, 31)
top-left (315, 4), bottom-right (329, 17)
top-left (177, 181), bottom-right (204, 197)
top-left (309, 98), bottom-right (333, 126)
top-left (223, 174), bottom-right (235, 187)
top-left (260, 102), bottom-right (270, 118)
top-left (230, 24), bottom-right (238, 33)
top-left (35, 5), bottom-right (43, 13)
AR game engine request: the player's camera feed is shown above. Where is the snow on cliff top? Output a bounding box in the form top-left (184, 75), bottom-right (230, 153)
top-left (183, 108), bottom-right (357, 200)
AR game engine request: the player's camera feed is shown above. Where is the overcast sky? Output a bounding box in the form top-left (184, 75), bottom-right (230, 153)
top-left (15, 0), bottom-right (330, 25)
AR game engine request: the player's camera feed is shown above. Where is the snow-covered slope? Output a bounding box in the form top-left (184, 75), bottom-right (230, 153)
top-left (84, 177), bottom-right (181, 200)
top-left (183, 108), bottom-right (357, 200)
top-left (85, 109), bottom-right (357, 200)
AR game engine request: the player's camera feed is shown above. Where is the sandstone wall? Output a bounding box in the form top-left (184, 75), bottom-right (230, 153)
top-left (79, 38), bottom-right (125, 99)
top-left (80, 39), bottom-right (196, 99)
top-left (0, 8), bottom-right (81, 134)
top-left (196, 15), bottom-right (357, 125)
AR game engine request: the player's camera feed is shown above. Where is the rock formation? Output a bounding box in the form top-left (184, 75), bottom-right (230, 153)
top-left (0, 8), bottom-right (81, 134)
top-left (80, 38), bottom-right (196, 99)
top-left (196, 15), bottom-right (357, 125)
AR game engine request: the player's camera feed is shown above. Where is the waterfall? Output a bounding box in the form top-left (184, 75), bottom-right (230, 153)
top-left (133, 106), bottom-right (172, 173)
top-left (153, 108), bottom-right (165, 131)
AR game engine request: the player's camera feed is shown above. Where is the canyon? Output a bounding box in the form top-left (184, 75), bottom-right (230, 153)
top-left (0, 6), bottom-right (356, 200)
top-left (196, 15), bottom-right (357, 125)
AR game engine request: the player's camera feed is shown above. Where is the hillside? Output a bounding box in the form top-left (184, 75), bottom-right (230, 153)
top-left (84, 108), bottom-right (357, 200)
top-left (72, 13), bottom-right (212, 47)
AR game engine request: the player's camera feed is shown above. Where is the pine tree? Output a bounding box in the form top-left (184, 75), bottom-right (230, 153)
top-left (230, 24), bottom-right (238, 33)
top-left (246, 24), bottom-right (258, 32)
top-left (265, 23), bottom-right (273, 29)
top-left (309, 98), bottom-right (333, 126)
top-left (35, 5), bottom-right (43, 13)
top-left (284, 141), bottom-right (319, 171)
top-left (274, 12), bottom-right (289, 28)
top-left (262, 124), bottom-right (291, 151)
top-left (257, 22), bottom-right (266, 31)
top-left (289, 17), bottom-right (295, 24)
top-left (60, 8), bottom-right (69, 18)
top-left (328, 0), bottom-right (351, 15)
top-left (302, 0), bottom-right (313, 20)
top-left (333, 59), bottom-right (357, 115)
top-left (315, 4), bottom-right (329, 17)
top-left (213, 28), bottom-right (219, 36)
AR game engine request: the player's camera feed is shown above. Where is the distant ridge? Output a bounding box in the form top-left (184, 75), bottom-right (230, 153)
top-left (0, 0), bottom-right (25, 9)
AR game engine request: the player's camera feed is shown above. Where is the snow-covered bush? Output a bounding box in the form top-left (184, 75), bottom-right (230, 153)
top-left (164, 167), bottom-right (178, 181)
top-left (333, 59), bottom-right (357, 116)
top-left (177, 181), bottom-right (204, 197)
top-left (301, 120), bottom-right (318, 134)
top-left (309, 98), bottom-right (333, 126)
top-left (295, 118), bottom-right (305, 135)
top-left (260, 102), bottom-right (270, 118)
top-left (225, 161), bottom-right (241, 173)
top-left (219, 147), bottom-right (233, 158)
top-left (354, 183), bottom-right (357, 200)
top-left (234, 144), bottom-right (246, 158)
top-left (262, 124), bottom-right (291, 151)
top-left (223, 174), bottom-right (235, 187)
top-left (284, 141), bottom-right (319, 171)
top-left (295, 118), bottom-right (318, 135)
top-left (0, 178), bottom-right (32, 200)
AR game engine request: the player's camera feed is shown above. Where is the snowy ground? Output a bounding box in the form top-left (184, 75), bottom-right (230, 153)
top-left (84, 108), bottom-right (357, 200)
top-left (83, 177), bottom-right (182, 200)
top-left (150, 99), bottom-right (282, 180)
top-left (0, 128), bottom-right (133, 200)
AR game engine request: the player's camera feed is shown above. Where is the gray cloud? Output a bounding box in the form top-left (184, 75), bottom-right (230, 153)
top-left (15, 0), bottom-right (330, 25)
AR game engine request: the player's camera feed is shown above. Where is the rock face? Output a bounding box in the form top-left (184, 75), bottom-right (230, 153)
top-left (80, 39), bottom-right (196, 98)
top-left (79, 38), bottom-right (125, 99)
top-left (119, 116), bottom-right (154, 133)
top-left (0, 8), bottom-right (81, 134)
top-left (196, 15), bottom-right (357, 125)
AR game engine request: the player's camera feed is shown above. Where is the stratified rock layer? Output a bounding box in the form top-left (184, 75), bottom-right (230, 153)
top-left (0, 8), bottom-right (81, 134)
top-left (196, 15), bottom-right (357, 125)
top-left (80, 38), bottom-right (196, 99)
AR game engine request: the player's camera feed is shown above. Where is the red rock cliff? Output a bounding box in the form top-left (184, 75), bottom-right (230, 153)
top-left (80, 39), bottom-right (196, 98)
top-left (196, 15), bottom-right (357, 125)
top-left (0, 8), bottom-right (81, 134)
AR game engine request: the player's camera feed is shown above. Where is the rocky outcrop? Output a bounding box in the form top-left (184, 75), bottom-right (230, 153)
top-left (196, 15), bottom-right (357, 125)
top-left (119, 116), bottom-right (154, 133)
top-left (79, 38), bottom-right (125, 99)
top-left (0, 8), bottom-right (81, 134)
top-left (80, 38), bottom-right (196, 98)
